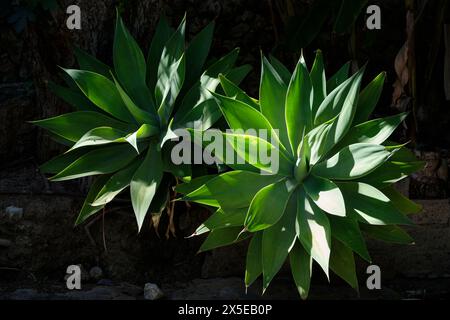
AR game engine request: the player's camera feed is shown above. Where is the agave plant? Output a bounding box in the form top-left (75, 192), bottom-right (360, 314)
top-left (32, 13), bottom-right (251, 231)
top-left (177, 51), bottom-right (424, 298)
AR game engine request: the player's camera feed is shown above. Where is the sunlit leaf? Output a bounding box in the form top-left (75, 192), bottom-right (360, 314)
top-left (245, 179), bottom-right (296, 232)
top-left (296, 188), bottom-right (331, 279)
top-left (262, 195), bottom-right (297, 290)
top-left (50, 144), bottom-right (139, 181)
top-left (338, 182), bottom-right (413, 225)
top-left (130, 143), bottom-right (163, 231)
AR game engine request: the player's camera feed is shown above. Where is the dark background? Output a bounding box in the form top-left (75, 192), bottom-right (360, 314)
top-left (1, 0), bottom-right (450, 299)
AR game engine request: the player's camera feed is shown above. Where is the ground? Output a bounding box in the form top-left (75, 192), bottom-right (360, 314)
top-left (1, 161), bottom-right (450, 300)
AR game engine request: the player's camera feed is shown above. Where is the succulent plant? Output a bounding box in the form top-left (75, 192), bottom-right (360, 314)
top-left (177, 51), bottom-right (424, 298)
top-left (32, 13), bottom-right (250, 231)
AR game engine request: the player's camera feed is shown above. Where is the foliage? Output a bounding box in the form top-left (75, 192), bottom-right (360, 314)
top-left (32, 12), bottom-right (250, 230)
top-left (177, 50), bottom-right (423, 298)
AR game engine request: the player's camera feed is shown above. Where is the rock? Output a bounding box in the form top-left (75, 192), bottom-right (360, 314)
top-left (144, 283), bottom-right (164, 300)
top-left (117, 282), bottom-right (143, 296)
top-left (63, 286), bottom-right (135, 300)
top-left (89, 266), bottom-right (103, 280)
top-left (9, 289), bottom-right (48, 300)
top-left (5, 206), bottom-right (23, 221)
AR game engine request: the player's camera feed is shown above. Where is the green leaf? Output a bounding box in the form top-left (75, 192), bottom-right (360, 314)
top-left (91, 158), bottom-right (142, 206)
top-left (389, 145), bottom-right (419, 162)
top-left (260, 56), bottom-right (290, 153)
top-left (32, 111), bottom-right (132, 142)
top-left (329, 238), bottom-right (358, 291)
top-left (245, 178), bottom-right (296, 232)
top-left (158, 53), bottom-right (186, 124)
top-left (199, 226), bottom-right (249, 252)
top-left (328, 215), bottom-right (371, 262)
top-left (312, 143), bottom-right (391, 180)
top-left (149, 175), bottom-right (172, 214)
top-left (303, 175), bottom-right (346, 217)
top-left (45, 131), bottom-right (75, 147)
top-left (175, 175), bottom-right (216, 194)
top-left (50, 144), bottom-right (139, 181)
top-left (269, 55), bottom-right (291, 85)
top-left (296, 188), bottom-right (331, 278)
top-left (310, 50), bottom-right (327, 115)
top-left (48, 81), bottom-right (96, 111)
top-left (70, 126), bottom-right (129, 150)
top-left (212, 92), bottom-right (287, 156)
top-left (130, 143), bottom-right (163, 231)
top-left (147, 15), bottom-right (174, 91)
top-left (290, 241), bottom-right (312, 300)
top-left (318, 68), bottom-right (364, 160)
top-left (219, 74), bottom-right (259, 110)
top-left (125, 124), bottom-right (160, 153)
top-left (327, 62), bottom-right (350, 93)
top-left (75, 175), bottom-right (111, 225)
top-left (74, 47), bottom-right (112, 78)
top-left (60, 69), bottom-right (79, 90)
top-left (184, 21), bottom-right (214, 89)
top-left (174, 49), bottom-right (239, 128)
top-left (304, 122), bottom-right (331, 164)
top-left (334, 113), bottom-right (408, 150)
top-left (196, 207), bottom-right (247, 235)
top-left (179, 187), bottom-right (220, 208)
top-left (262, 195), bottom-right (297, 290)
top-left (155, 16), bottom-right (186, 124)
top-left (112, 74), bottom-right (159, 126)
top-left (294, 139), bottom-right (310, 181)
top-left (45, 132), bottom-right (75, 147)
top-left (176, 98), bottom-right (222, 131)
top-left (64, 69), bottom-right (136, 123)
top-left (189, 129), bottom-right (294, 176)
top-left (40, 148), bottom-right (89, 174)
top-left (353, 72), bottom-right (386, 125)
top-left (316, 76), bottom-right (353, 125)
top-left (381, 186), bottom-right (422, 215)
top-left (285, 57), bottom-right (313, 153)
top-left (182, 171), bottom-right (280, 210)
top-left (245, 232), bottom-right (263, 287)
top-left (114, 12), bottom-right (155, 113)
top-left (213, 92), bottom-right (272, 132)
top-left (319, 69), bottom-right (365, 158)
top-left (161, 142), bottom-right (192, 178)
top-left (176, 62), bottom-right (248, 131)
top-left (337, 182), bottom-right (413, 225)
top-left (358, 161), bottom-right (424, 187)
top-left (360, 224), bottom-right (414, 244)
top-left (202, 48), bottom-right (239, 78)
